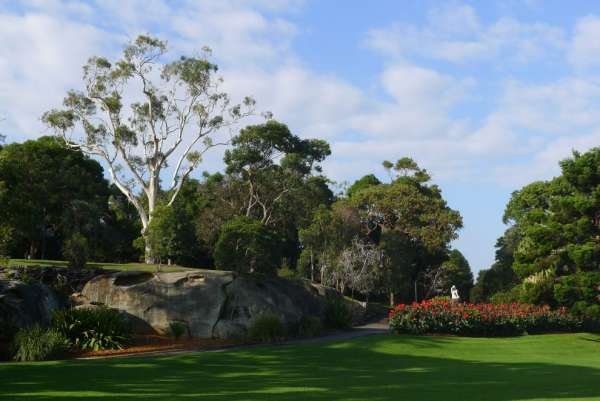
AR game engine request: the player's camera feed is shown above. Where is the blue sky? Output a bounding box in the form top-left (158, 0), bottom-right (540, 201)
top-left (2, 0), bottom-right (600, 273)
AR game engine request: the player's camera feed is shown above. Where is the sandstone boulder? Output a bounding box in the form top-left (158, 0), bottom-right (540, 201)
top-left (81, 270), bottom-right (351, 339)
top-left (0, 279), bottom-right (60, 339)
top-left (82, 270), bottom-right (234, 337)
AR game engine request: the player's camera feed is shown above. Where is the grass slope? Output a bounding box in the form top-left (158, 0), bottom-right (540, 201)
top-left (1, 333), bottom-right (600, 400)
top-left (7, 259), bottom-right (194, 273)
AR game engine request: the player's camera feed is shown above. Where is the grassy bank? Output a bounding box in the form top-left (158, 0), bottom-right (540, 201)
top-left (7, 259), bottom-right (195, 273)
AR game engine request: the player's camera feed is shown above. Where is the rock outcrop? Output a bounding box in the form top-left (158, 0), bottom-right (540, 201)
top-left (80, 270), bottom-right (351, 338)
top-left (0, 278), bottom-right (60, 339)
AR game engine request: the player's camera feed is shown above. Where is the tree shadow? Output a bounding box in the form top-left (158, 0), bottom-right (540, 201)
top-left (1, 335), bottom-right (600, 401)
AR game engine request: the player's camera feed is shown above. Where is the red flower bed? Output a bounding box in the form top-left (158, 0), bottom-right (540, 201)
top-left (389, 299), bottom-right (581, 336)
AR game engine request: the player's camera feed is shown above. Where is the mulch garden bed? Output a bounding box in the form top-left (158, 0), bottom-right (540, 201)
top-left (74, 335), bottom-right (247, 358)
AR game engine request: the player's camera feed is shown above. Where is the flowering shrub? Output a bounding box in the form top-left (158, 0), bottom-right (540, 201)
top-left (389, 299), bottom-right (583, 336)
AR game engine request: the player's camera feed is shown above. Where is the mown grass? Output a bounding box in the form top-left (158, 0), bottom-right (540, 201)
top-left (1, 333), bottom-right (600, 400)
top-left (7, 259), bottom-right (195, 273)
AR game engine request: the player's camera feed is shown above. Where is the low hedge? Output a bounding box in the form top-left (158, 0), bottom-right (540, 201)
top-left (389, 300), bottom-right (590, 336)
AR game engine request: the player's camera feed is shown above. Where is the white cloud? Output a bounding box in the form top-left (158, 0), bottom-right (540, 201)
top-left (568, 15), bottom-right (600, 69)
top-left (365, 4), bottom-right (565, 64)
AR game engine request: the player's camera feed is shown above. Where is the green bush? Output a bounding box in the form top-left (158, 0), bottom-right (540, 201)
top-left (214, 216), bottom-right (282, 275)
top-left (12, 325), bottom-right (70, 361)
top-left (324, 297), bottom-right (352, 329)
top-left (0, 255), bottom-right (9, 267)
top-left (289, 316), bottom-right (323, 338)
top-left (63, 233), bottom-right (89, 269)
top-left (169, 321), bottom-right (188, 340)
top-left (52, 307), bottom-right (129, 351)
top-left (248, 313), bottom-right (286, 342)
top-left (553, 272), bottom-right (600, 307)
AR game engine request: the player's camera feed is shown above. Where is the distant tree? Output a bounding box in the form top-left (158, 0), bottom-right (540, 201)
top-left (223, 120), bottom-right (330, 225)
top-left (214, 216), bottom-right (282, 274)
top-left (335, 238), bottom-right (384, 300)
top-left (347, 174), bottom-right (381, 198)
top-left (43, 35), bottom-right (256, 263)
top-left (430, 249), bottom-right (474, 300)
top-left (352, 158), bottom-right (462, 304)
top-left (470, 227), bottom-right (520, 302)
top-left (300, 201), bottom-right (363, 283)
top-left (63, 232), bottom-right (89, 269)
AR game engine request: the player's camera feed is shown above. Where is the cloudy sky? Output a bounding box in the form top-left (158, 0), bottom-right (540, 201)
top-left (2, 0), bottom-right (600, 273)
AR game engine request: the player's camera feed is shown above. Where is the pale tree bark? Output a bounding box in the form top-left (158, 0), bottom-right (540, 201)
top-left (43, 36), bottom-right (258, 263)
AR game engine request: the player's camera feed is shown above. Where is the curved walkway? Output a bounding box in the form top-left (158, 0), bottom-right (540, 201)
top-left (78, 321), bottom-right (390, 360)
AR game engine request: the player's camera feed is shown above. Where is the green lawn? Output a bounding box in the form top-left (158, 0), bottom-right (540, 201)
top-left (1, 333), bottom-right (600, 400)
top-left (7, 259), bottom-right (195, 273)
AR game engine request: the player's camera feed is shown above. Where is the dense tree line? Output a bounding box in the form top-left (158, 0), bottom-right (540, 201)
top-left (0, 132), bottom-right (471, 303)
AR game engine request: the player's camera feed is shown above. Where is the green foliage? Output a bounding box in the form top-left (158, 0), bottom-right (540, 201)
top-left (52, 307), bottom-right (129, 351)
top-left (389, 301), bottom-right (582, 337)
top-left (553, 271), bottom-right (600, 307)
top-left (63, 232), bottom-right (88, 269)
top-left (347, 174), bottom-right (381, 198)
top-left (324, 298), bottom-right (352, 329)
top-left (503, 148), bottom-right (600, 280)
top-left (248, 313), bottom-right (286, 342)
top-left (169, 321), bottom-right (188, 340)
top-left (435, 249), bottom-right (474, 300)
top-left (0, 136), bottom-right (138, 262)
top-left (12, 325), bottom-right (70, 361)
top-left (214, 216), bottom-right (282, 274)
top-left (146, 204), bottom-right (180, 264)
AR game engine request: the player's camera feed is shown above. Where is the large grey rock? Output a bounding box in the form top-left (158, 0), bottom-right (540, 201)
top-left (213, 275), bottom-right (333, 338)
top-left (81, 270), bottom-right (350, 339)
top-left (82, 270), bottom-right (234, 337)
top-left (0, 279), bottom-right (60, 338)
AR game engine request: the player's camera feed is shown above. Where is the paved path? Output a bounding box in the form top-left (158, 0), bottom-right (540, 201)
top-left (78, 321), bottom-right (390, 360)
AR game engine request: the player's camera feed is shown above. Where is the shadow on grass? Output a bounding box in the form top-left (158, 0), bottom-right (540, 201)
top-left (1, 335), bottom-right (599, 401)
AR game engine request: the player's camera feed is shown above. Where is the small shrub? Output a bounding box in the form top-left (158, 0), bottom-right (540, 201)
top-left (169, 321), bottom-right (188, 340)
top-left (0, 255), bottom-right (9, 267)
top-left (12, 325), bottom-right (70, 361)
top-left (52, 307), bottom-right (129, 351)
top-left (248, 313), bottom-right (286, 342)
top-left (63, 233), bottom-right (89, 269)
top-left (289, 316), bottom-right (322, 338)
top-left (325, 297), bottom-right (352, 329)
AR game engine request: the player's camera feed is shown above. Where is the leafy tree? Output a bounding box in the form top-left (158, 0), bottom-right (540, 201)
top-left (43, 35), bottom-right (255, 263)
top-left (352, 158), bottom-right (462, 304)
top-left (223, 120), bottom-right (330, 225)
top-left (299, 201), bottom-right (363, 283)
top-left (0, 136), bottom-right (110, 259)
top-left (214, 216), bottom-right (282, 274)
top-left (504, 148), bottom-right (600, 279)
top-left (347, 174), bottom-right (381, 198)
